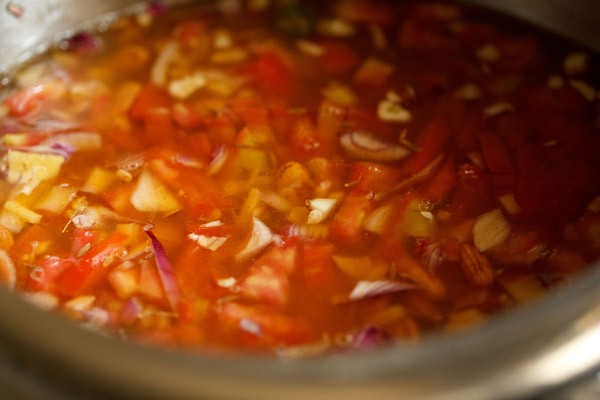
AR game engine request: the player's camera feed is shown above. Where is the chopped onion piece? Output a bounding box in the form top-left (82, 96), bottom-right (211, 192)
top-left (454, 83), bottom-right (482, 100)
top-left (207, 145), bottom-right (228, 175)
top-left (563, 52), bottom-right (588, 75)
top-left (213, 29), bottom-right (233, 49)
top-left (64, 295), bottom-right (95, 314)
top-left (147, 1), bottom-right (167, 16)
top-left (569, 79), bottom-right (597, 102)
top-left (168, 72), bottom-right (207, 99)
top-left (322, 82), bottom-right (357, 106)
top-left (587, 196), bottom-right (600, 213)
top-left (151, 42), bottom-right (179, 87)
top-left (346, 280), bottom-right (415, 302)
top-left (0, 250), bottom-right (16, 290)
top-left (317, 18), bottom-right (356, 37)
top-left (476, 44), bottom-right (500, 63)
top-left (41, 132), bottom-right (102, 152)
top-left (71, 205), bottom-right (147, 230)
top-left (283, 223), bottom-right (329, 240)
top-left (547, 75), bottom-right (565, 90)
top-left (188, 232), bottom-right (228, 251)
top-left (120, 297), bottom-right (143, 325)
top-left (483, 102), bottom-right (514, 118)
top-left (130, 169), bottom-right (182, 215)
top-left (340, 131), bottom-right (411, 162)
top-left (63, 32), bottom-right (102, 53)
top-left (307, 198), bottom-right (337, 213)
top-left (363, 203), bottom-right (394, 234)
top-left (6, 150), bottom-right (65, 195)
top-left (235, 217), bottom-right (274, 262)
top-left (350, 325), bottom-right (391, 349)
top-left (23, 292), bottom-right (59, 310)
top-left (369, 24), bottom-right (387, 50)
top-left (145, 229), bottom-right (182, 310)
top-left (473, 208), bottom-right (511, 252)
top-left (217, 277), bottom-right (237, 288)
top-left (81, 167), bottom-right (116, 195)
top-left (240, 317), bottom-right (263, 336)
top-left (498, 193), bottom-right (521, 215)
top-left (377, 99), bottom-right (411, 123)
top-left (296, 40), bottom-right (325, 57)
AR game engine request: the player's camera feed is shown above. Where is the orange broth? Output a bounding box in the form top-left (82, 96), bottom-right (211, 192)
top-left (0, 0), bottom-right (599, 355)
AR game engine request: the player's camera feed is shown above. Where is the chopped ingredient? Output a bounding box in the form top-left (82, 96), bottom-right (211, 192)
top-left (0, 0), bottom-right (598, 356)
top-left (473, 209), bottom-right (511, 252)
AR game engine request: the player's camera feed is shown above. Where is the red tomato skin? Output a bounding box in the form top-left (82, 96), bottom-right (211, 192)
top-left (27, 256), bottom-right (74, 292)
top-left (514, 145), bottom-right (600, 221)
top-left (302, 242), bottom-right (335, 290)
top-left (57, 233), bottom-right (128, 297)
top-left (242, 53), bottom-right (296, 98)
top-left (218, 302), bottom-right (313, 346)
top-left (129, 84), bottom-right (171, 121)
top-left (403, 112), bottom-right (452, 175)
top-left (446, 164), bottom-right (494, 219)
top-left (318, 41), bottom-right (360, 75)
top-left (330, 191), bottom-right (374, 245)
top-left (349, 162), bottom-right (403, 193)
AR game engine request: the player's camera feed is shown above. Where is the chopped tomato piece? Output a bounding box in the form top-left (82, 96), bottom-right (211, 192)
top-left (318, 41), bottom-right (360, 75)
top-left (302, 242), bottom-right (336, 289)
top-left (5, 86), bottom-right (46, 117)
top-left (330, 191), bottom-right (374, 244)
top-left (333, 0), bottom-right (396, 25)
top-left (129, 84), bottom-right (171, 120)
top-left (219, 302), bottom-right (313, 346)
top-left (173, 20), bottom-right (208, 51)
top-left (242, 52), bottom-right (296, 98)
top-left (57, 232), bottom-right (128, 297)
top-left (27, 256), bottom-right (74, 292)
top-left (478, 132), bottom-right (513, 175)
top-left (423, 157), bottom-right (457, 202)
top-left (403, 112), bottom-right (452, 175)
top-left (144, 106), bottom-right (175, 144)
top-left (239, 241), bottom-right (298, 308)
top-left (349, 162), bottom-right (403, 193)
top-left (446, 164), bottom-right (494, 219)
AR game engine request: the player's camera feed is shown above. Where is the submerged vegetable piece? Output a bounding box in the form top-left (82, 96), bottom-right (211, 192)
top-left (0, 0), bottom-right (599, 356)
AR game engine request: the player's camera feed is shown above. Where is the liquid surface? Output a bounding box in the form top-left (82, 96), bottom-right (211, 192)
top-left (0, 0), bottom-right (599, 355)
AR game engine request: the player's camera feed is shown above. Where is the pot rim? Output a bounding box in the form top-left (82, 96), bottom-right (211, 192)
top-left (0, 259), bottom-right (599, 400)
top-left (0, 1), bottom-right (599, 399)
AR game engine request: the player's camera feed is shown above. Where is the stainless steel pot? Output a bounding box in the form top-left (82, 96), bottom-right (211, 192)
top-left (0, 1), bottom-right (599, 399)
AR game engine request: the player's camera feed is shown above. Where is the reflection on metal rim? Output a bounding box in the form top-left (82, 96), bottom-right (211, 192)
top-left (0, 1), bottom-right (598, 399)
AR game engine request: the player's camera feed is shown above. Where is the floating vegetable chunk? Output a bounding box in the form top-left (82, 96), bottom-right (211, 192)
top-left (0, 0), bottom-right (598, 356)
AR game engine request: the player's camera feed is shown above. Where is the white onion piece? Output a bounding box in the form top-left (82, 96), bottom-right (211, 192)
top-left (235, 217), bottom-right (273, 262)
top-left (145, 229), bottom-right (182, 310)
top-left (0, 250), bottom-right (16, 290)
top-left (41, 132), bottom-right (102, 152)
top-left (340, 131), bottom-right (411, 162)
top-left (151, 42), bottom-right (179, 87)
top-left (347, 280), bottom-right (415, 301)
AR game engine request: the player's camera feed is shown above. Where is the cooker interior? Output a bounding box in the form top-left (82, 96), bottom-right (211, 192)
top-left (0, 1), bottom-right (599, 399)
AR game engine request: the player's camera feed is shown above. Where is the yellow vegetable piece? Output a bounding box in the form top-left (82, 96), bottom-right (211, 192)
top-left (81, 167), bottom-right (117, 195)
top-left (3, 200), bottom-right (42, 224)
top-left (34, 186), bottom-right (78, 214)
top-left (7, 150), bottom-right (65, 195)
top-left (333, 255), bottom-right (388, 281)
top-left (130, 169), bottom-right (182, 215)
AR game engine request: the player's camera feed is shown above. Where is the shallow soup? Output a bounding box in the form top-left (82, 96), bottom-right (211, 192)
top-left (0, 0), bottom-right (598, 356)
